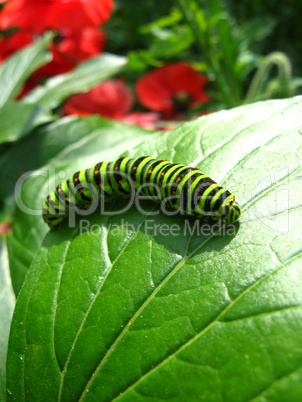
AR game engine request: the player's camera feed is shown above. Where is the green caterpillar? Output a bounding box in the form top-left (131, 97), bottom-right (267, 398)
top-left (42, 156), bottom-right (241, 229)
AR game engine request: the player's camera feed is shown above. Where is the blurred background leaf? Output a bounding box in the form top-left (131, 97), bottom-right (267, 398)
top-left (0, 32), bottom-right (52, 107)
top-left (0, 236), bottom-right (15, 401)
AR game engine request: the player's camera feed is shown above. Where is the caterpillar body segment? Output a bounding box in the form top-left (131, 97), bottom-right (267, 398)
top-left (42, 156), bottom-right (241, 229)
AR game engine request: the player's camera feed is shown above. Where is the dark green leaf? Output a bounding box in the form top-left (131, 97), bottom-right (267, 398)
top-left (0, 33), bottom-right (52, 107)
top-left (7, 96), bottom-right (302, 400)
top-left (23, 53), bottom-right (128, 110)
top-left (0, 236), bottom-right (15, 400)
top-left (0, 102), bottom-right (53, 145)
top-left (5, 117), bottom-right (153, 294)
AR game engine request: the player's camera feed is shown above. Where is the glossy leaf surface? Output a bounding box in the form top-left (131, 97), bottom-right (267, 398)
top-left (6, 97), bottom-right (302, 401)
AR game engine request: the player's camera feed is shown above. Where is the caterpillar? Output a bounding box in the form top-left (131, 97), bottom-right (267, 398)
top-left (42, 156), bottom-right (241, 229)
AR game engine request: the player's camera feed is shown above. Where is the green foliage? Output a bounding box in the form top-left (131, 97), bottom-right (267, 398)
top-left (124, 0), bottom-right (300, 110)
top-left (228, 0), bottom-right (302, 76)
top-left (6, 96), bottom-right (302, 400)
top-left (104, 0), bottom-right (176, 54)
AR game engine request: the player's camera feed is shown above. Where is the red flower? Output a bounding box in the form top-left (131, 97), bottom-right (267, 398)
top-left (55, 27), bottom-right (106, 62)
top-left (0, 31), bottom-right (33, 62)
top-left (63, 80), bottom-right (134, 119)
top-left (63, 80), bottom-right (161, 129)
top-left (136, 63), bottom-right (209, 118)
top-left (0, 0), bottom-right (114, 33)
top-left (35, 27), bottom-right (106, 78)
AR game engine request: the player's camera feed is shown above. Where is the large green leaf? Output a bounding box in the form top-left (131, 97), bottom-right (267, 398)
top-left (0, 33), bottom-right (52, 107)
top-left (6, 97), bottom-right (302, 400)
top-left (0, 236), bottom-right (15, 400)
top-left (5, 117), bottom-right (153, 294)
top-left (23, 53), bottom-right (128, 110)
top-left (0, 102), bottom-right (53, 145)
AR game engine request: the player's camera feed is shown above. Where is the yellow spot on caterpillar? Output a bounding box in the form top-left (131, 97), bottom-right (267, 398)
top-left (65, 197), bottom-right (68, 201)
top-left (99, 184), bottom-right (103, 187)
top-left (115, 167), bottom-right (118, 170)
top-left (80, 189), bottom-right (84, 193)
top-left (161, 173), bottom-right (164, 176)
top-left (133, 166), bottom-right (137, 170)
top-left (75, 178), bottom-right (78, 182)
top-left (119, 180), bottom-right (122, 184)
top-left (173, 191), bottom-right (176, 195)
top-left (178, 178), bottom-right (181, 182)
top-left (216, 214), bottom-right (220, 218)
top-left (94, 170), bottom-right (99, 174)
top-left (148, 169), bottom-right (152, 174)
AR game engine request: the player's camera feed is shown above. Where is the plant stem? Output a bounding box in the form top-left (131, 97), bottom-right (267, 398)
top-left (245, 52), bottom-right (292, 103)
top-left (176, 0), bottom-right (238, 108)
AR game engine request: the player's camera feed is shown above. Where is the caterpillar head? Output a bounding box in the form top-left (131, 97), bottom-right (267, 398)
top-left (42, 203), bottom-right (65, 230)
top-left (216, 195), bottom-right (241, 224)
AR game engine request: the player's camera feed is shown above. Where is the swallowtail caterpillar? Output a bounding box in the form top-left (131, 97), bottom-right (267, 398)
top-left (42, 156), bottom-right (241, 229)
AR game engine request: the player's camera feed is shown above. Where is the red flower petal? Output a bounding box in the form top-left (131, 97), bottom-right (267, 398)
top-left (63, 80), bottom-right (134, 119)
top-left (0, 31), bottom-right (33, 62)
top-left (0, 0), bottom-right (114, 33)
top-left (136, 63), bottom-right (209, 118)
top-left (34, 27), bottom-right (106, 79)
top-left (57, 27), bottom-right (106, 62)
